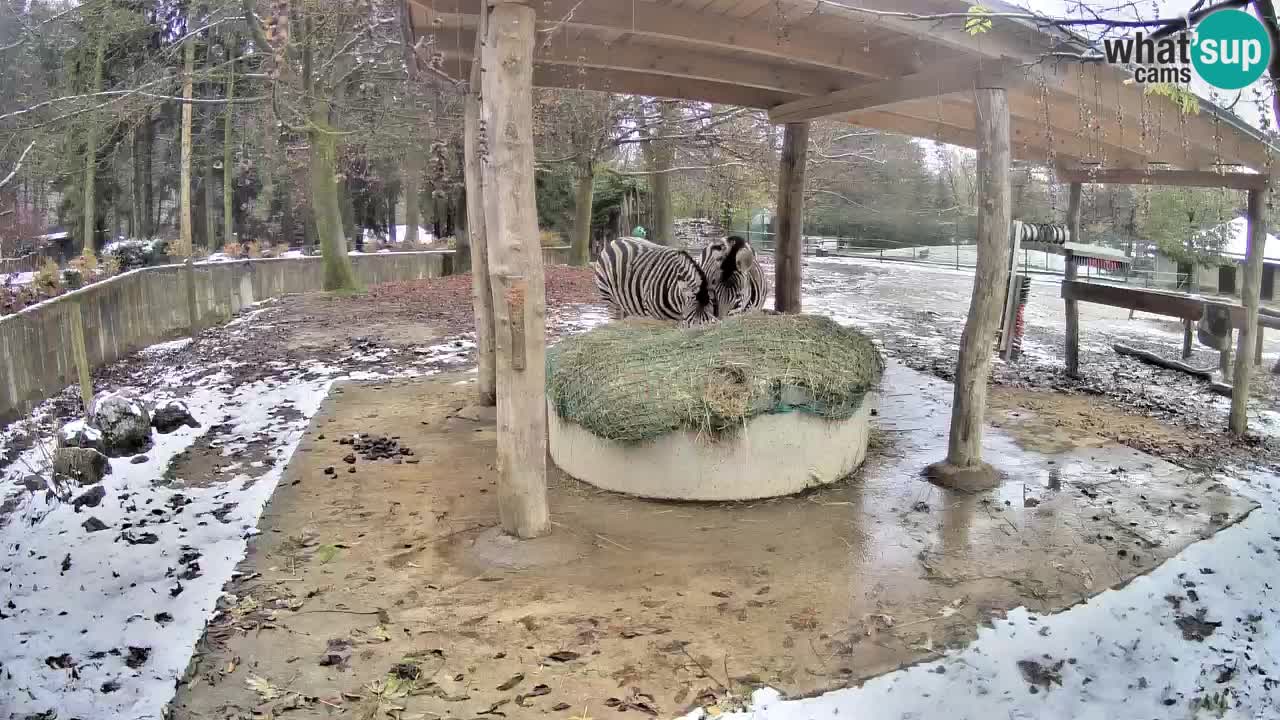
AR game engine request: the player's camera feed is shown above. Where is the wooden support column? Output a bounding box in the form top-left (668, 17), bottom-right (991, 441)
top-left (774, 121), bottom-right (808, 313)
top-left (1256, 327), bottom-right (1265, 365)
top-left (464, 10), bottom-right (496, 406)
top-left (1230, 188), bottom-right (1267, 435)
top-left (479, 1), bottom-right (550, 538)
top-left (925, 87), bottom-right (1011, 491)
top-left (1064, 182), bottom-right (1082, 378)
top-left (1182, 319), bottom-right (1194, 359)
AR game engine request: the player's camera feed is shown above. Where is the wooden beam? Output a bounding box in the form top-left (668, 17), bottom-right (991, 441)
top-left (1064, 183), bottom-right (1082, 379)
top-left (1061, 280), bottom-right (1205, 320)
top-left (839, 109), bottom-right (1082, 167)
top-left (768, 59), bottom-right (1027, 124)
top-left (1057, 167), bottom-right (1269, 191)
top-left (422, 0), bottom-right (910, 79)
top-left (774, 122), bottom-right (808, 314)
top-left (464, 16), bottom-right (496, 406)
top-left (480, 2), bottom-right (550, 538)
top-left (530, 65), bottom-right (801, 109)
top-left (440, 31), bottom-right (857, 97)
top-left (938, 86), bottom-right (1011, 485)
top-left (1230, 188), bottom-right (1266, 435)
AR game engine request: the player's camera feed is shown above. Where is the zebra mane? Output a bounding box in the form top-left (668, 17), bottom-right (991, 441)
top-left (680, 249), bottom-right (715, 313)
top-left (714, 236), bottom-right (750, 291)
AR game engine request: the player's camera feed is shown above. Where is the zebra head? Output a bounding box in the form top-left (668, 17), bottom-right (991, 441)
top-left (700, 235), bottom-right (756, 319)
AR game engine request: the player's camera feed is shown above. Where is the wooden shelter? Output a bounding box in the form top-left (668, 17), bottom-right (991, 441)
top-left (407, 0), bottom-right (1276, 533)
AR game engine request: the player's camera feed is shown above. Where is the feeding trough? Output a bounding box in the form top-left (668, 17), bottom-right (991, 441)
top-left (546, 314), bottom-right (884, 501)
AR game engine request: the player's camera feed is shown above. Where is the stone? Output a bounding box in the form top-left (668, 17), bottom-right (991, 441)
top-left (53, 447), bottom-right (111, 486)
top-left (152, 399), bottom-right (199, 434)
top-left (57, 420), bottom-right (103, 452)
top-left (72, 485), bottom-right (106, 513)
top-left (923, 460), bottom-right (1004, 492)
top-left (89, 391), bottom-right (152, 455)
top-left (81, 516), bottom-right (109, 532)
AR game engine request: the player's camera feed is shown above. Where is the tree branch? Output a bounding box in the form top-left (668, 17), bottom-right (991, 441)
top-left (0, 140), bottom-right (36, 190)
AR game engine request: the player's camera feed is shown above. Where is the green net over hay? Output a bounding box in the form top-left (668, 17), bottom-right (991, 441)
top-left (546, 313), bottom-right (885, 443)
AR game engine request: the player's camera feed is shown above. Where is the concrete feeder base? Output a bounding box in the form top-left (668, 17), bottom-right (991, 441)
top-left (547, 395), bottom-right (877, 502)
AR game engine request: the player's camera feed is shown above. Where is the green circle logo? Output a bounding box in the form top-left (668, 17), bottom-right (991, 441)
top-left (1192, 9), bottom-right (1272, 90)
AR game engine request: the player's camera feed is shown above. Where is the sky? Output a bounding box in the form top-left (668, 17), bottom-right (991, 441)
top-left (1016, 0), bottom-right (1276, 131)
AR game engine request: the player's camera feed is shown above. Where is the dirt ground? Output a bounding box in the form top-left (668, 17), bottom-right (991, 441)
top-left (169, 359), bottom-right (1254, 720)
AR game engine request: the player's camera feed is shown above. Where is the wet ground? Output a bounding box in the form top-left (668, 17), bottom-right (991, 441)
top-left (4, 259), bottom-right (1280, 719)
top-left (169, 364), bottom-right (1252, 720)
top-left (797, 256), bottom-right (1280, 472)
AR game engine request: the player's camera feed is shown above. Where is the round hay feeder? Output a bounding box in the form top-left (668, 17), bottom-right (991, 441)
top-left (546, 315), bottom-right (884, 502)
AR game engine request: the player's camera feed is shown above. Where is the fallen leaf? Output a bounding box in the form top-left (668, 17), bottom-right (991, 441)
top-left (546, 650), bottom-right (580, 663)
top-left (496, 673), bottom-right (525, 691)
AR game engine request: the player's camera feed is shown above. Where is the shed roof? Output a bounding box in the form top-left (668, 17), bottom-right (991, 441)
top-left (409, 0), bottom-right (1277, 175)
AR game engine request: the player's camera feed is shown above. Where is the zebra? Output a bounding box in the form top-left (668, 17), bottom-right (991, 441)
top-left (1012, 220), bottom-right (1070, 245)
top-left (700, 235), bottom-right (768, 317)
top-left (593, 237), bottom-right (719, 327)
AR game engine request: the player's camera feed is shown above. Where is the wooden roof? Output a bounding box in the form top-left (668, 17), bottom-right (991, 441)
top-left (408, 0), bottom-right (1277, 175)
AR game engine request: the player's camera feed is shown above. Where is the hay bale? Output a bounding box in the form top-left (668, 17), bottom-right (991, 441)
top-left (546, 313), bottom-right (884, 443)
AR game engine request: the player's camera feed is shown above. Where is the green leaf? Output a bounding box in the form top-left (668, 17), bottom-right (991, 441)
top-left (316, 544), bottom-right (340, 563)
top-left (965, 6), bottom-right (993, 35)
top-left (1143, 83), bottom-right (1200, 115)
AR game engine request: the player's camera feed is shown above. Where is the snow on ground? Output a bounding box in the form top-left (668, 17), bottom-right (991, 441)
top-left (4, 258), bottom-right (1280, 719)
top-left (679, 256), bottom-right (1280, 720)
top-left (0, 310), bottom-right (482, 719)
top-left (687, 463), bottom-right (1280, 720)
top-left (1, 271), bottom-right (35, 286)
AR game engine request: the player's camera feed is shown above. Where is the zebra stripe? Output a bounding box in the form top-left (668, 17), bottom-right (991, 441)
top-left (593, 237), bottom-right (718, 326)
top-left (700, 235), bottom-right (769, 317)
top-left (1012, 220), bottom-right (1070, 245)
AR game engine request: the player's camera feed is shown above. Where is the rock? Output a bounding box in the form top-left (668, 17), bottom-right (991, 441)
top-left (81, 516), bottom-right (109, 532)
top-left (57, 419), bottom-right (103, 451)
top-left (89, 391), bottom-right (152, 455)
top-left (130, 455), bottom-right (149, 464)
top-left (152, 399), bottom-right (198, 434)
top-left (53, 447), bottom-right (111, 486)
top-left (72, 485), bottom-right (106, 513)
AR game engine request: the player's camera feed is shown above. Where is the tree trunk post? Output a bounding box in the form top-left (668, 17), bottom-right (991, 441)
top-left (1064, 182), bottom-right (1082, 378)
top-left (1230, 188), bottom-right (1266, 434)
top-left (1256, 327), bottom-right (1264, 365)
top-left (925, 87), bottom-right (1011, 491)
top-left (178, 36), bottom-right (195, 257)
top-left (479, 1), bottom-right (550, 539)
top-left (774, 121), bottom-right (808, 314)
top-left (69, 301), bottom-right (93, 412)
top-left (309, 110), bottom-right (360, 292)
top-left (465, 11), bottom-right (497, 406)
top-left (1182, 318), bottom-right (1194, 359)
top-left (223, 54), bottom-right (236, 245)
top-left (571, 156), bottom-right (594, 266)
top-left (185, 257), bottom-right (199, 341)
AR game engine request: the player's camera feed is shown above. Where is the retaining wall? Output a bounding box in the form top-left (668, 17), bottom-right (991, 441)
top-left (1, 247), bottom-right (574, 424)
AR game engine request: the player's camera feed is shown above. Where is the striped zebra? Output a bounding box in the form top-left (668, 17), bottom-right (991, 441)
top-left (700, 235), bottom-right (768, 317)
top-left (593, 237), bottom-right (719, 326)
top-left (1012, 220), bottom-right (1070, 245)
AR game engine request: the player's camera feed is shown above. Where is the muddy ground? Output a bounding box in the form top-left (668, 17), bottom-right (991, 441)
top-left (5, 257), bottom-right (1280, 720)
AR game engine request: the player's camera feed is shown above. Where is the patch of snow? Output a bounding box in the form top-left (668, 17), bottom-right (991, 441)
top-left (278, 249), bottom-right (306, 259)
top-left (57, 419), bottom-right (101, 445)
top-left (1, 271), bottom-right (35, 286)
top-left (139, 337), bottom-right (193, 355)
top-left (0, 371), bottom-right (333, 718)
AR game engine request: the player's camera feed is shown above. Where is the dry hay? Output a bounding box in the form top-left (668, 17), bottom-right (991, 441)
top-left (546, 313), bottom-right (884, 443)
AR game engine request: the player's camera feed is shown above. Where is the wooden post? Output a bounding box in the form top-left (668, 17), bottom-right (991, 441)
top-left (1064, 182), bottom-right (1082, 378)
top-left (465, 12), bottom-right (497, 406)
top-left (1230, 188), bottom-right (1266, 434)
top-left (925, 87), bottom-right (1010, 491)
top-left (1220, 332), bottom-right (1233, 377)
top-left (185, 257), bottom-right (199, 340)
top-left (479, 1), bottom-right (550, 538)
top-left (1256, 326), bottom-right (1264, 365)
top-left (1182, 319), bottom-right (1194, 359)
top-left (69, 301), bottom-right (93, 411)
top-left (773, 121), bottom-right (808, 313)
